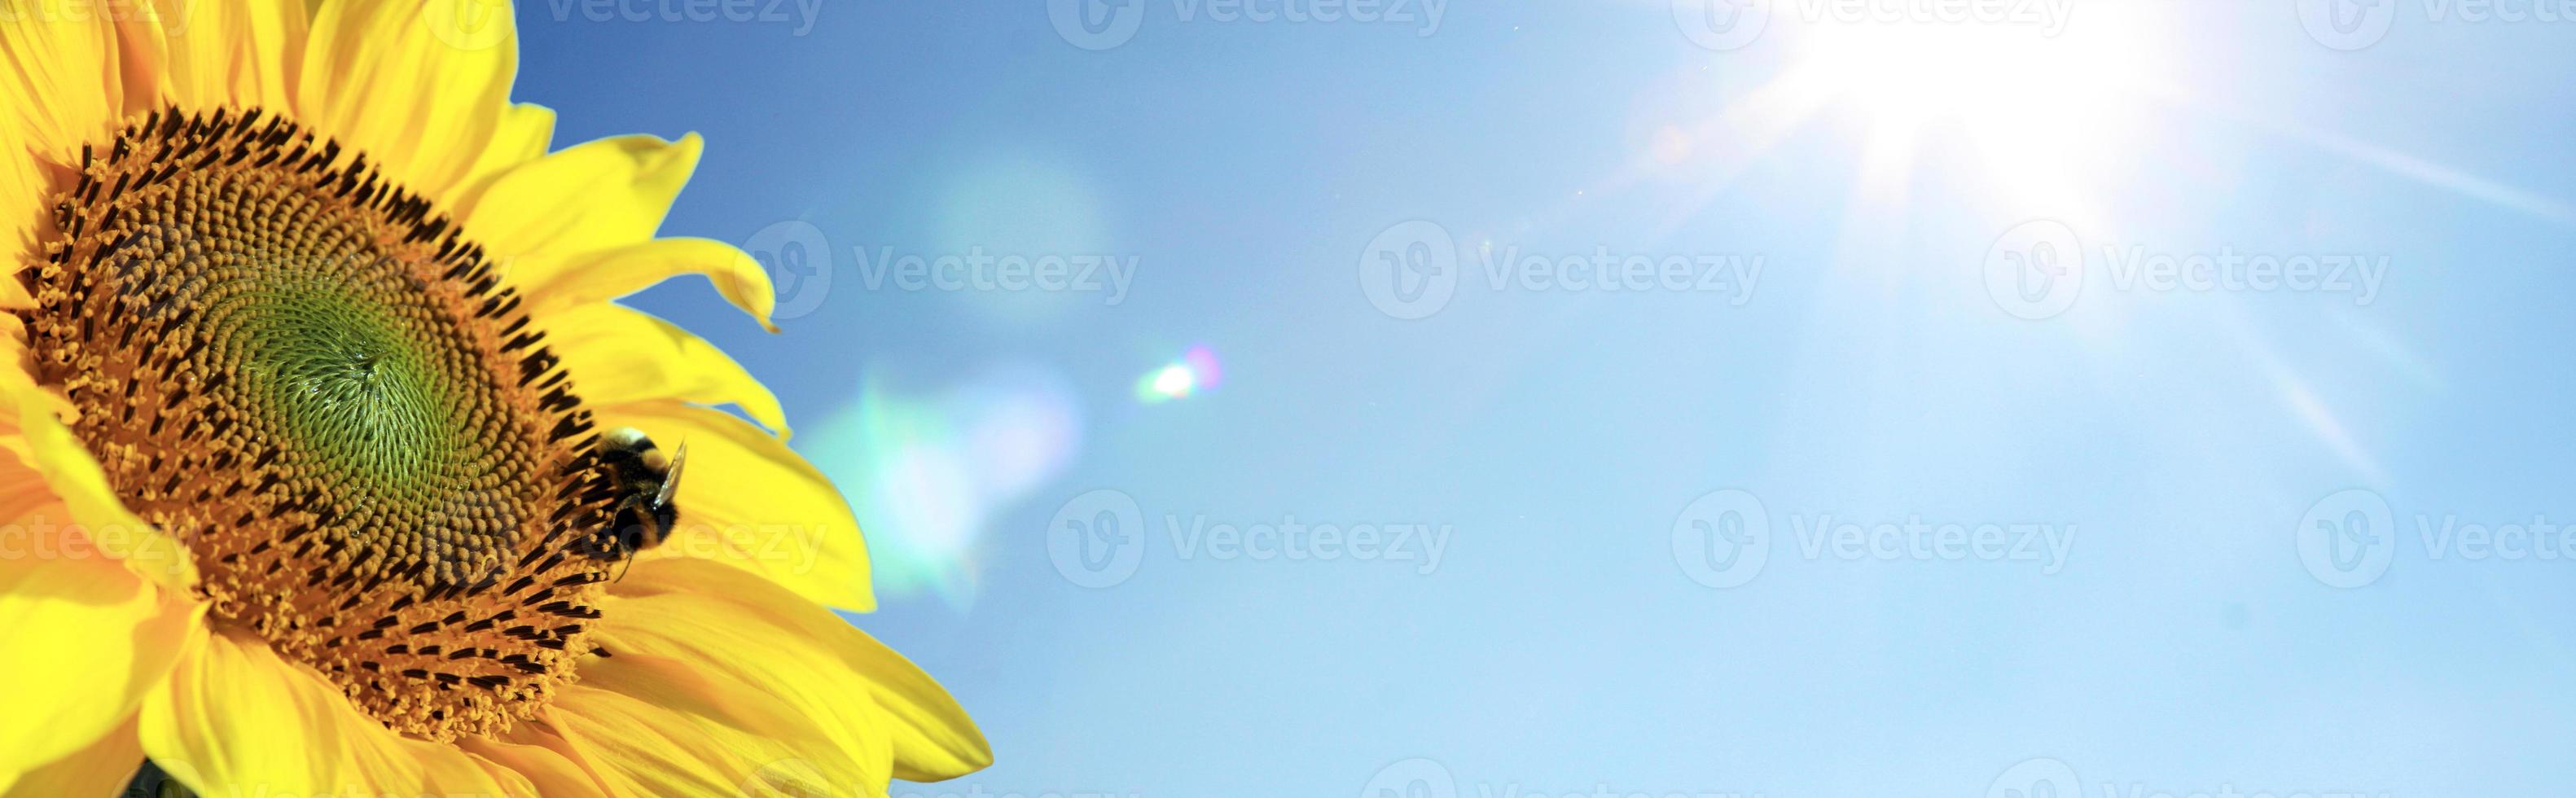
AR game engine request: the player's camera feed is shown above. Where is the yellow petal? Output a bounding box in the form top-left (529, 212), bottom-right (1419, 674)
top-left (447, 101), bottom-right (559, 213)
top-left (0, 535), bottom-right (193, 785)
top-left (548, 669), bottom-right (889, 798)
top-left (123, 0), bottom-right (303, 112)
top-left (138, 629), bottom-right (532, 798)
top-left (546, 304), bottom-right (786, 433)
top-left (0, 464), bottom-right (53, 524)
top-left (0, 93), bottom-right (38, 312)
top-left (0, 375), bottom-right (50, 471)
top-left (0, 713), bottom-right (140, 797)
top-left (512, 237), bottom-right (779, 332)
top-left (0, 0), bottom-right (126, 162)
top-left (467, 134), bottom-right (702, 259)
top-left (14, 389), bottom-right (195, 588)
top-left (294, 0), bottom-right (514, 199)
top-left (461, 725), bottom-right (625, 798)
top-left (0, 375), bottom-right (48, 487)
top-left (470, 103), bottom-right (557, 177)
top-left (604, 558), bottom-right (992, 783)
top-left (0, 112), bottom-right (42, 306)
top-left (600, 401), bottom-right (875, 612)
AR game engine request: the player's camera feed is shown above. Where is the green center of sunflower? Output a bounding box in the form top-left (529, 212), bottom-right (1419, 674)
top-left (16, 107), bottom-right (635, 741)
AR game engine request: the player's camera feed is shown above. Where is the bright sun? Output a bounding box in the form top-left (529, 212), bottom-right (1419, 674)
top-left (1761, 7), bottom-right (2170, 213)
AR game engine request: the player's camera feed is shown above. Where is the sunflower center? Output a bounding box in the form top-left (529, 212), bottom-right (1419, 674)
top-left (17, 107), bottom-right (629, 740)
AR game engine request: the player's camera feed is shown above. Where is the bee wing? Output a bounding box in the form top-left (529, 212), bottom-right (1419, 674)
top-left (653, 441), bottom-right (688, 509)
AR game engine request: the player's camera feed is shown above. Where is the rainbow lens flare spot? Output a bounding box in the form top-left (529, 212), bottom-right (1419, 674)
top-left (1137, 345), bottom-right (1223, 404)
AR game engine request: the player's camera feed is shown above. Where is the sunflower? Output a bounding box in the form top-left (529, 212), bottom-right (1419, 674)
top-left (0, 1), bottom-right (990, 795)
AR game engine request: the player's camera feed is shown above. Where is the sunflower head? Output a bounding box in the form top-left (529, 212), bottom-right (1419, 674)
top-left (23, 105), bottom-right (627, 740)
top-left (0, 1), bottom-right (988, 795)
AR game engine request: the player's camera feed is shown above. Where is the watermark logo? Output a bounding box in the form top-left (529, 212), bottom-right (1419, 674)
top-left (2295, 489), bottom-right (2397, 589)
top-left (0, 0), bottom-right (191, 33)
top-left (1988, 756), bottom-right (2389, 798)
top-left (1985, 219), bottom-right (2389, 320)
top-left (1045, 489), bottom-right (1453, 587)
top-left (1361, 759), bottom-right (1762, 798)
top-left (1359, 221), bottom-right (1763, 319)
top-left (1674, 0), bottom-right (2074, 50)
top-left (1361, 758), bottom-right (1458, 798)
top-left (2291, 489), bottom-right (2576, 589)
top-left (424, 0), bottom-right (512, 51)
top-left (534, 0), bottom-right (822, 37)
top-left (1050, 0), bottom-right (1149, 50)
top-left (1048, 489), bottom-right (1148, 589)
top-left (1359, 220), bottom-right (1460, 320)
top-left (894, 788), bottom-right (1142, 798)
top-left (1984, 219), bottom-right (2085, 321)
top-left (1986, 757), bottom-right (2082, 798)
top-left (2297, 0), bottom-right (2402, 50)
top-left (1672, 489), bottom-right (2078, 588)
top-left (1673, 489), bottom-right (1771, 589)
top-left (747, 220), bottom-right (833, 322)
top-left (1671, 0), bottom-right (1772, 51)
top-left (854, 247), bottom-right (1137, 306)
top-left (2297, 0), bottom-right (2576, 50)
top-left (1052, 0), bottom-right (1448, 50)
top-left (732, 220), bottom-right (1139, 319)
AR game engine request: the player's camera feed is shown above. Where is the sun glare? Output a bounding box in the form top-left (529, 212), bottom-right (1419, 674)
top-left (1762, 6), bottom-right (2171, 211)
top-left (1834, 12), bottom-right (2153, 207)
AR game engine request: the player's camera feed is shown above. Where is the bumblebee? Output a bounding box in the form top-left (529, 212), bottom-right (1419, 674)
top-left (582, 427), bottom-right (687, 563)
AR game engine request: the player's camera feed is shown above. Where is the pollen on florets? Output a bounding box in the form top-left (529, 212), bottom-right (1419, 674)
top-left (16, 107), bottom-right (642, 740)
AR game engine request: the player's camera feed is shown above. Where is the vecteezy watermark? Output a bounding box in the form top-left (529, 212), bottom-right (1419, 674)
top-left (0, 0), bottom-right (191, 32)
top-left (2294, 489), bottom-right (2397, 589)
top-left (737, 220), bottom-right (1139, 321)
top-left (1048, 0), bottom-right (1448, 50)
top-left (1047, 489), bottom-right (1451, 588)
top-left (541, 0), bottom-right (821, 34)
top-left (426, 0), bottom-right (822, 51)
top-left (895, 788), bottom-right (1143, 798)
top-left (1358, 220), bottom-right (1762, 319)
top-left (423, 0), bottom-right (511, 50)
top-left (1671, 489), bottom-right (2076, 589)
top-left (0, 515), bottom-right (193, 579)
top-left (2296, 0), bottom-right (2576, 50)
top-left (1984, 758), bottom-right (2082, 798)
top-left (2293, 487), bottom-right (2576, 589)
top-left (2295, 0), bottom-right (2398, 49)
top-left (745, 220), bottom-right (833, 321)
top-left (1983, 219), bottom-right (2389, 321)
top-left (1986, 756), bottom-right (2390, 798)
top-left (854, 247), bottom-right (1137, 306)
top-left (1671, 0), bottom-right (2074, 51)
top-left (1361, 758), bottom-right (1766, 798)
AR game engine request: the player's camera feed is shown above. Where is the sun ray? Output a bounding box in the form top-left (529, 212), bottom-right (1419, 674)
top-left (2182, 95), bottom-right (2576, 227)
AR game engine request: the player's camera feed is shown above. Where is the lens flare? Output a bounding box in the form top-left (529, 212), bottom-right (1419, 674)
top-left (1149, 366), bottom-right (1193, 397)
top-left (1137, 344), bottom-right (1223, 404)
top-left (798, 364), bottom-right (1082, 609)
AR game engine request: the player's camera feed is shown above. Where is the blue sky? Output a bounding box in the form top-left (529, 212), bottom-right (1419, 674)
top-left (513, 2), bottom-right (2576, 795)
